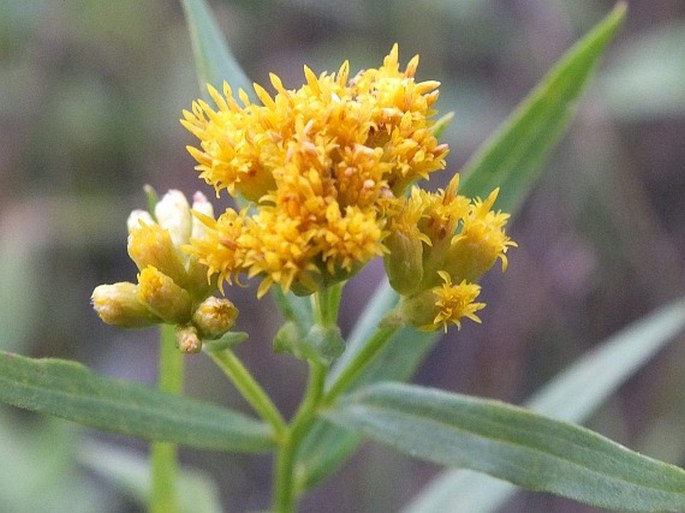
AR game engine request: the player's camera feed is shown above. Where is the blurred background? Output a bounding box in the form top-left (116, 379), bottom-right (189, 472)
top-left (1, 0), bottom-right (684, 512)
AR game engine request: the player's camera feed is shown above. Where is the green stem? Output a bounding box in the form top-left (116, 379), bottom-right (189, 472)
top-left (150, 324), bottom-right (183, 513)
top-left (209, 348), bottom-right (287, 440)
top-left (323, 324), bottom-right (398, 405)
top-left (312, 283), bottom-right (343, 328)
top-left (273, 360), bottom-right (327, 513)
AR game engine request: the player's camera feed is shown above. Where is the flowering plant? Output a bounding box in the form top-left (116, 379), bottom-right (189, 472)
top-left (2, 2), bottom-right (685, 513)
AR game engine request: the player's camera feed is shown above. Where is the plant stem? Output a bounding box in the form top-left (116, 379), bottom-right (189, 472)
top-left (273, 360), bottom-right (327, 513)
top-left (209, 348), bottom-right (287, 440)
top-left (312, 283), bottom-right (343, 328)
top-left (150, 324), bottom-right (183, 513)
top-left (323, 324), bottom-right (398, 405)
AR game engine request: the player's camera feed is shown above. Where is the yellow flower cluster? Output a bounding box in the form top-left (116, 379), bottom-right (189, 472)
top-left (384, 174), bottom-right (515, 331)
top-left (182, 45), bottom-right (448, 298)
top-left (91, 190), bottom-right (238, 351)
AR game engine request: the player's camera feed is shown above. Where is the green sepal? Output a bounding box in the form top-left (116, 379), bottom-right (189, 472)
top-left (202, 331), bottom-right (249, 352)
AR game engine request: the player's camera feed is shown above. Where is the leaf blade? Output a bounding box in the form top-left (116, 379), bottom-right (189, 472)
top-left (460, 2), bottom-right (627, 213)
top-left (0, 351), bottom-right (274, 452)
top-left (180, 0), bottom-right (251, 94)
top-left (402, 297), bottom-right (685, 513)
top-left (326, 382), bottom-right (685, 512)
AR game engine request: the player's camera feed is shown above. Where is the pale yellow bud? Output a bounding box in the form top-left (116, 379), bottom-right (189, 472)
top-left (175, 325), bottom-right (202, 354)
top-left (192, 296), bottom-right (238, 339)
top-left (91, 282), bottom-right (161, 328)
top-left (137, 266), bottom-right (192, 324)
top-left (155, 189), bottom-right (192, 247)
top-left (127, 223), bottom-right (187, 287)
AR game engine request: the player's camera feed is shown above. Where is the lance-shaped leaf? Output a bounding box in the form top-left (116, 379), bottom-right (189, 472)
top-left (460, 2), bottom-right (627, 213)
top-left (180, 0), bottom-right (251, 95)
top-left (325, 382), bottom-right (685, 512)
top-left (0, 351), bottom-right (274, 452)
top-left (296, 1), bottom-right (628, 490)
top-left (402, 297), bottom-right (685, 513)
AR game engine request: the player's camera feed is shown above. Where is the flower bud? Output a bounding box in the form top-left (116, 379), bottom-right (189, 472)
top-left (91, 282), bottom-right (161, 328)
top-left (383, 231), bottom-right (423, 295)
top-left (192, 296), bottom-right (238, 339)
top-left (155, 189), bottom-right (192, 247)
top-left (127, 223), bottom-right (187, 287)
top-left (175, 325), bottom-right (202, 354)
top-left (127, 209), bottom-right (155, 233)
top-left (137, 266), bottom-right (192, 324)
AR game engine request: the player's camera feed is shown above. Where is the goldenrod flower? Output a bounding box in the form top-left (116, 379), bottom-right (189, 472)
top-left (182, 45), bottom-right (448, 297)
top-left (384, 175), bottom-right (515, 331)
top-left (431, 271), bottom-right (485, 332)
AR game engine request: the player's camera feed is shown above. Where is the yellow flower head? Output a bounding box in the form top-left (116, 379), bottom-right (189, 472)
top-left (430, 271), bottom-right (485, 332)
top-left (384, 176), bottom-right (515, 330)
top-left (445, 188), bottom-right (517, 282)
top-left (184, 45), bottom-right (449, 297)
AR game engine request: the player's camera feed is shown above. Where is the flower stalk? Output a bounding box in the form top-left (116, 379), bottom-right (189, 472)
top-left (150, 323), bottom-right (183, 513)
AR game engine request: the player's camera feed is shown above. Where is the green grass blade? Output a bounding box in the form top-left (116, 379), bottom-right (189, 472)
top-left (326, 382), bottom-right (685, 512)
top-left (180, 0), bottom-right (251, 94)
top-left (460, 2), bottom-right (627, 213)
top-left (0, 351), bottom-right (274, 453)
top-left (402, 297), bottom-right (685, 513)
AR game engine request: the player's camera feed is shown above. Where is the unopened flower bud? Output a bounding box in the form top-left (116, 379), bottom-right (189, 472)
top-left (192, 296), bottom-right (238, 339)
top-left (127, 223), bottom-right (187, 287)
top-left (155, 189), bottom-right (192, 247)
top-left (175, 325), bottom-right (202, 354)
top-left (383, 231), bottom-right (424, 295)
top-left (127, 209), bottom-right (155, 233)
top-left (137, 266), bottom-right (192, 324)
top-left (91, 282), bottom-right (161, 328)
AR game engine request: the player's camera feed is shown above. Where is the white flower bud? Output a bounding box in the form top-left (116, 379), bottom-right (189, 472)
top-left (127, 209), bottom-right (155, 234)
top-left (155, 189), bottom-right (191, 247)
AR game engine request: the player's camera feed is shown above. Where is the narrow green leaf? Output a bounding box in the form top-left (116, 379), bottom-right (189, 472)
top-left (460, 2), bottom-right (627, 214)
top-left (402, 297), bottom-right (685, 513)
top-left (180, 0), bottom-right (251, 95)
top-left (326, 382), bottom-right (685, 512)
top-left (298, 1), bottom-right (628, 491)
top-left (0, 351), bottom-right (274, 452)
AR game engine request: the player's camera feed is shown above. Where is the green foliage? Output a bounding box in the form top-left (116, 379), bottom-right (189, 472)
top-left (0, 351), bottom-right (274, 452)
top-left (326, 381), bottom-right (685, 512)
top-left (459, 2), bottom-right (627, 214)
top-left (402, 297), bottom-right (685, 513)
